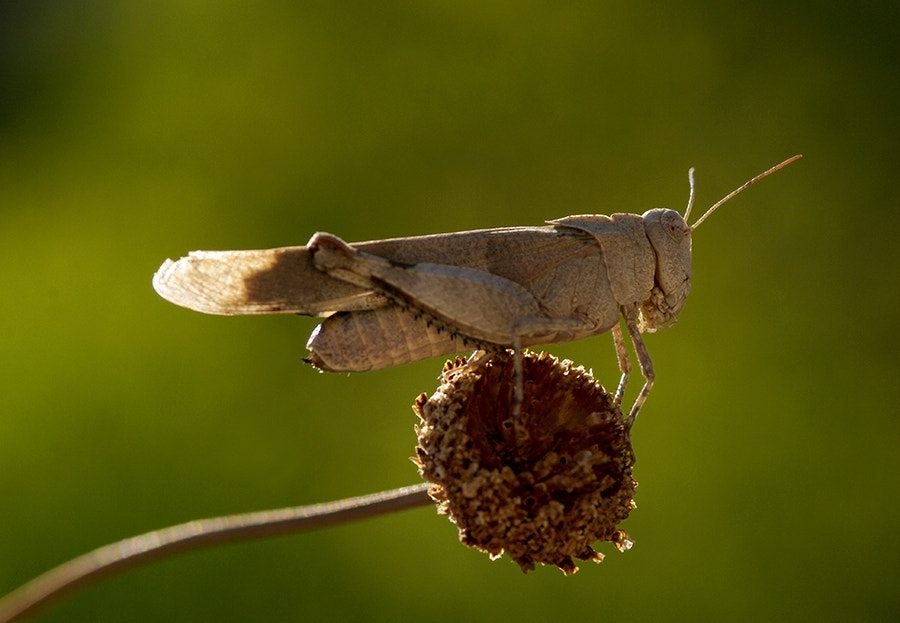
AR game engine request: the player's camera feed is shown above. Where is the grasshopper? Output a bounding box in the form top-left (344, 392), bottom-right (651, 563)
top-left (153, 155), bottom-right (800, 428)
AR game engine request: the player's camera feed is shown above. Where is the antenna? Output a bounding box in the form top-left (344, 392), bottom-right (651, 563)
top-left (688, 154), bottom-right (802, 231)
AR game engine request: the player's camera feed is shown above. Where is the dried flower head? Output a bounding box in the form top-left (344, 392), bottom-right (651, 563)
top-left (413, 350), bottom-right (636, 575)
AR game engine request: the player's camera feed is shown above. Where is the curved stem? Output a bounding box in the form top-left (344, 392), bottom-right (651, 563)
top-left (0, 483), bottom-right (433, 622)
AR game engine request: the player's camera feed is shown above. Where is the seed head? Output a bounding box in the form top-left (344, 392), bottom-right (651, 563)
top-left (413, 351), bottom-right (636, 574)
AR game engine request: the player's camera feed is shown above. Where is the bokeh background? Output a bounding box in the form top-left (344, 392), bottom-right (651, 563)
top-left (2, 2), bottom-right (898, 621)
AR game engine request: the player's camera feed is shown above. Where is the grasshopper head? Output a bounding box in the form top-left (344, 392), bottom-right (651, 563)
top-left (640, 208), bottom-right (692, 331)
top-left (636, 155), bottom-right (802, 332)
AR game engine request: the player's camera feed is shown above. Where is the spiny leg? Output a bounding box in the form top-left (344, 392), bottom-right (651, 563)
top-left (622, 311), bottom-right (655, 431)
top-left (440, 345), bottom-right (523, 420)
top-left (512, 334), bottom-right (524, 419)
top-left (611, 322), bottom-right (631, 407)
top-left (458, 345), bottom-right (524, 420)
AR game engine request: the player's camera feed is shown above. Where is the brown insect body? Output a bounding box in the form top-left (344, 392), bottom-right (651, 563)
top-left (152, 156), bottom-right (800, 425)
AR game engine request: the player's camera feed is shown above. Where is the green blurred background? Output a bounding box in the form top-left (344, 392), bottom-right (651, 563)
top-left (2, 2), bottom-right (897, 621)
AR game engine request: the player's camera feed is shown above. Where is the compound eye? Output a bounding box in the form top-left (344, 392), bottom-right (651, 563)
top-left (661, 209), bottom-right (689, 239)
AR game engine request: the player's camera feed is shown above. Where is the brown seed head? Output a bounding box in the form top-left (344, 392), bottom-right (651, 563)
top-left (413, 351), bottom-right (636, 575)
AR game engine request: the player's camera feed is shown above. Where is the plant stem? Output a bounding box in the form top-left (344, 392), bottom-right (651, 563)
top-left (0, 483), bottom-right (432, 622)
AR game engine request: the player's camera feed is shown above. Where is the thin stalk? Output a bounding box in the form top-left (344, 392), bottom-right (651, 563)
top-left (0, 483), bottom-right (433, 622)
